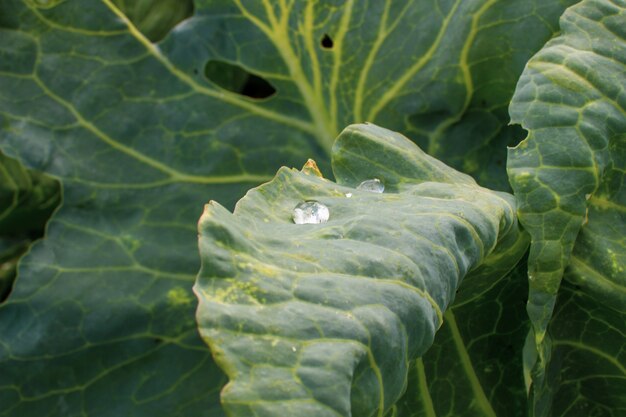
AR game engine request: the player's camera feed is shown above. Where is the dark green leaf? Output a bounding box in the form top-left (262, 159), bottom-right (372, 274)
top-left (540, 281), bottom-right (626, 417)
top-left (195, 124), bottom-right (528, 417)
top-left (395, 259), bottom-right (531, 417)
top-left (507, 0), bottom-right (625, 414)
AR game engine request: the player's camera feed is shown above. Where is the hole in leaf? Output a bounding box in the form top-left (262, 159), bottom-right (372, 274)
top-left (320, 33), bottom-right (334, 49)
top-left (204, 60), bottom-right (276, 99)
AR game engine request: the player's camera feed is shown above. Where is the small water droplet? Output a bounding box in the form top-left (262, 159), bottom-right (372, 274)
top-left (345, 192), bottom-right (352, 198)
top-left (292, 346), bottom-right (297, 352)
top-left (357, 178), bottom-right (384, 193)
top-left (292, 200), bottom-right (329, 224)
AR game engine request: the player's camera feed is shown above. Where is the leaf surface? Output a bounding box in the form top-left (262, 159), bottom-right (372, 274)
top-left (394, 260), bottom-right (531, 417)
top-left (506, 0), bottom-right (625, 413)
top-left (195, 124), bottom-right (528, 417)
top-left (538, 281), bottom-right (626, 417)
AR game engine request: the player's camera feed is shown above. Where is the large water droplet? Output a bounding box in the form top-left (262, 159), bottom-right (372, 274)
top-left (357, 178), bottom-right (384, 193)
top-left (292, 200), bottom-right (329, 224)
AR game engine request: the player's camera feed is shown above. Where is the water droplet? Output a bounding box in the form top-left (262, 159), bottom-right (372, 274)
top-left (292, 200), bottom-right (329, 224)
top-left (345, 193), bottom-right (352, 198)
top-left (357, 178), bottom-right (384, 193)
top-left (292, 346), bottom-right (297, 352)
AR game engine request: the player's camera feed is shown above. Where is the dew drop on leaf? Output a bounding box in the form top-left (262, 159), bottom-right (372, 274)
top-left (292, 201), bottom-right (330, 224)
top-left (357, 178), bottom-right (384, 193)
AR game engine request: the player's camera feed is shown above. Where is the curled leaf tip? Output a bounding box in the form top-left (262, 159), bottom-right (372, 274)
top-left (301, 159), bottom-right (323, 177)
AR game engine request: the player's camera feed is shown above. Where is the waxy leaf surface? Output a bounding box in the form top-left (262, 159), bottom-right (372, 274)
top-left (196, 124), bottom-right (528, 417)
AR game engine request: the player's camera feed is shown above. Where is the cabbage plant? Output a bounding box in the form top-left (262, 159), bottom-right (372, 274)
top-left (0, 0), bottom-right (623, 416)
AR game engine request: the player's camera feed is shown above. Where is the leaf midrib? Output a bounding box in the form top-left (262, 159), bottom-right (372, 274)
top-left (232, 0), bottom-right (338, 154)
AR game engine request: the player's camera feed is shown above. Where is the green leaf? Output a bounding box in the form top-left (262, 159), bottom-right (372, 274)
top-left (507, 0), bottom-right (625, 414)
top-left (195, 123), bottom-right (528, 417)
top-left (508, 0), bottom-right (625, 401)
top-left (0, 0), bottom-right (573, 414)
top-left (538, 281), bottom-right (626, 417)
top-left (395, 259), bottom-right (531, 417)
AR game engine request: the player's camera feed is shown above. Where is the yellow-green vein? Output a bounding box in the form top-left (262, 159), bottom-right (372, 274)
top-left (30, 77), bottom-right (269, 185)
top-left (234, 0), bottom-right (336, 154)
top-left (354, 0), bottom-right (412, 122)
top-left (428, 0), bottom-right (497, 154)
top-left (553, 340), bottom-right (626, 375)
top-left (416, 358), bottom-right (437, 417)
top-left (303, 1), bottom-right (323, 98)
top-left (445, 309), bottom-right (497, 417)
top-left (569, 256), bottom-right (626, 298)
top-left (328, 0), bottom-right (355, 133)
top-left (99, 0), bottom-right (317, 135)
top-left (367, 0), bottom-right (463, 122)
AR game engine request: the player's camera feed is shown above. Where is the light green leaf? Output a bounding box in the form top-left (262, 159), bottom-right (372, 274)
top-left (0, 0), bottom-right (573, 414)
top-left (195, 124), bottom-right (528, 417)
top-left (506, 0), bottom-right (625, 414)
